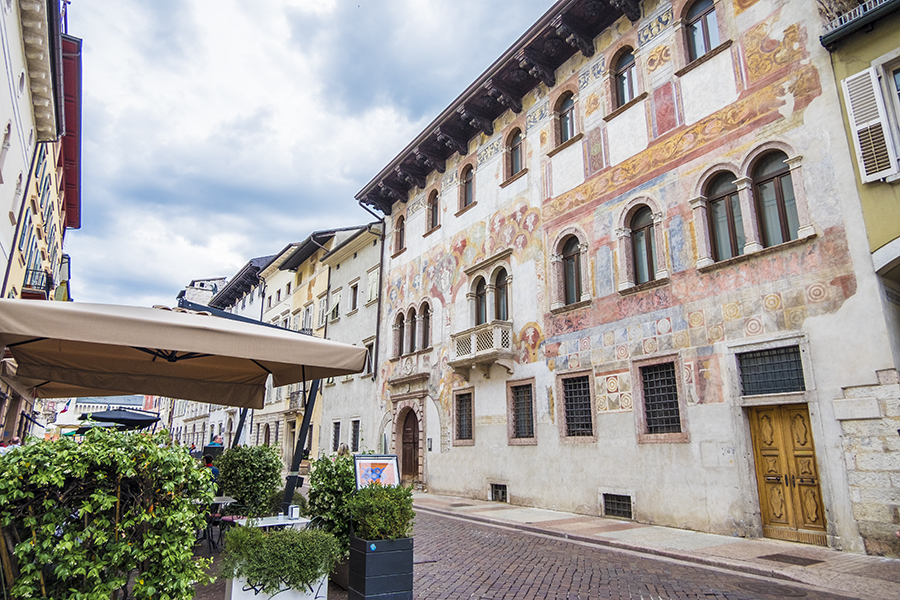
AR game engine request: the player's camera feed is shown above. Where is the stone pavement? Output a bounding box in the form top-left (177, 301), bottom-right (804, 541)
top-left (412, 491), bottom-right (899, 600)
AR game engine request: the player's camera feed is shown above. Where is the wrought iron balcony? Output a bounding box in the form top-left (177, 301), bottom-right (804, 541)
top-left (449, 320), bottom-right (514, 380)
top-left (21, 269), bottom-right (53, 300)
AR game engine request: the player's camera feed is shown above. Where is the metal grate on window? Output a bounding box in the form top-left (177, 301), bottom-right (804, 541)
top-left (641, 362), bottom-right (681, 434)
top-left (603, 493), bottom-right (633, 519)
top-left (491, 483), bottom-right (508, 503)
top-left (512, 384), bottom-right (534, 438)
top-left (331, 422), bottom-right (341, 452)
top-left (738, 346), bottom-right (805, 396)
top-left (351, 419), bottom-right (360, 452)
top-left (456, 393), bottom-right (473, 440)
top-left (563, 375), bottom-right (593, 436)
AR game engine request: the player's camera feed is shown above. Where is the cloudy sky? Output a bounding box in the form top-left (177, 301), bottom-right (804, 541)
top-left (66, 0), bottom-right (553, 307)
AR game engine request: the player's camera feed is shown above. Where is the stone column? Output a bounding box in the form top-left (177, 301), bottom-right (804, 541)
top-left (616, 227), bottom-right (635, 291)
top-left (550, 254), bottom-right (564, 310)
top-left (579, 242), bottom-right (592, 301)
top-left (652, 212), bottom-right (669, 280)
top-left (690, 196), bottom-right (714, 268)
top-left (785, 155), bottom-right (815, 239)
top-left (735, 176), bottom-right (763, 253)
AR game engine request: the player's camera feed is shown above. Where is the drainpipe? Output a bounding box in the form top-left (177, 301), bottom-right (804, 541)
top-left (359, 204), bottom-right (387, 381)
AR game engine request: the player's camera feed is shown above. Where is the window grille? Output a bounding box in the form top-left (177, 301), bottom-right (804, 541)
top-left (641, 362), bottom-right (681, 434)
top-left (456, 393), bottom-right (473, 440)
top-left (331, 422), bottom-right (340, 452)
top-left (738, 345), bottom-right (805, 396)
top-left (351, 419), bottom-right (360, 452)
top-left (491, 483), bottom-right (508, 503)
top-left (563, 375), bottom-right (592, 436)
top-left (603, 493), bottom-right (632, 519)
top-left (511, 384), bottom-right (534, 438)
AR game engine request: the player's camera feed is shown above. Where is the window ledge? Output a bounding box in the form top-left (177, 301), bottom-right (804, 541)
top-left (637, 431), bottom-right (690, 444)
top-left (423, 224), bottom-right (441, 238)
top-left (697, 232), bottom-right (817, 273)
top-left (455, 201), bottom-right (478, 217)
top-left (508, 436), bottom-right (537, 446)
top-left (346, 308), bottom-right (358, 317)
top-left (391, 247), bottom-right (407, 259)
top-left (550, 298), bottom-right (592, 315)
top-left (452, 438), bottom-right (475, 447)
top-left (547, 132), bottom-right (584, 158)
top-left (560, 433), bottom-right (598, 444)
top-left (674, 40), bottom-right (733, 78)
top-left (365, 297), bottom-right (378, 307)
top-left (740, 390), bottom-right (812, 407)
top-left (500, 168), bottom-right (528, 188)
top-left (618, 277), bottom-right (670, 296)
top-left (603, 91), bottom-right (649, 123)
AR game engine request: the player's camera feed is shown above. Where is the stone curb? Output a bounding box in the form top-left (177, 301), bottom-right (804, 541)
top-left (413, 503), bottom-right (801, 584)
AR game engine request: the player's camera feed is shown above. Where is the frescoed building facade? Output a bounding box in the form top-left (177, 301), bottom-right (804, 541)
top-left (357, 0), bottom-right (899, 555)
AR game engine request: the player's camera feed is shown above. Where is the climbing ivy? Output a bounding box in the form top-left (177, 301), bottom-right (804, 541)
top-left (0, 429), bottom-right (213, 599)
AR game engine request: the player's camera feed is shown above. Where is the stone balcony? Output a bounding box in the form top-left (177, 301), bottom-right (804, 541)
top-left (449, 321), bottom-right (514, 380)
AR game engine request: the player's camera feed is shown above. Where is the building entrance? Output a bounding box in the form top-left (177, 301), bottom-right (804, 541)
top-left (401, 409), bottom-right (419, 484)
top-left (748, 404), bottom-right (827, 546)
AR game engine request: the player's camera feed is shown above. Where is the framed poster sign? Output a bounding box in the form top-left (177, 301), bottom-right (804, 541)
top-left (354, 455), bottom-right (400, 489)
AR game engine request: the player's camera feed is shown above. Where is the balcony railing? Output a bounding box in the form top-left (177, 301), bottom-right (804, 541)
top-left (823, 0), bottom-right (892, 33)
top-left (448, 320), bottom-right (514, 380)
top-left (21, 269), bottom-right (53, 299)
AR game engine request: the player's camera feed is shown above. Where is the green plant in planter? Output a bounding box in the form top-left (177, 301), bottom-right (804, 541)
top-left (221, 526), bottom-right (341, 595)
top-left (305, 453), bottom-right (355, 553)
top-left (346, 482), bottom-right (415, 541)
top-left (217, 445), bottom-right (282, 517)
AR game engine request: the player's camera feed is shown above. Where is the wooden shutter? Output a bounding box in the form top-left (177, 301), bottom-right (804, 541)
top-left (842, 67), bottom-right (899, 183)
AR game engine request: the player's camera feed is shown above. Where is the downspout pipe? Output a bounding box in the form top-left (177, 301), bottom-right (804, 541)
top-left (359, 202), bottom-right (386, 381)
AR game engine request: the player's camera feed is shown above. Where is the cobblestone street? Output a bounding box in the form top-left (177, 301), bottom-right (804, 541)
top-left (196, 511), bottom-right (864, 600)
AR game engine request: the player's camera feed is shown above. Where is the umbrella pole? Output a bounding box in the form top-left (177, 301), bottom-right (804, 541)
top-left (282, 378), bottom-right (319, 512)
top-left (231, 408), bottom-right (249, 449)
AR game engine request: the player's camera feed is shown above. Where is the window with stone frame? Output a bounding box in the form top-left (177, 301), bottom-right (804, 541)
top-left (427, 190), bottom-right (440, 231)
top-left (562, 236), bottom-right (582, 305)
top-left (632, 354), bottom-right (689, 444)
top-left (753, 151), bottom-right (800, 248)
top-left (331, 421), bottom-right (341, 452)
top-left (395, 216), bottom-right (406, 253)
top-left (453, 389), bottom-right (475, 446)
top-left (615, 49), bottom-right (637, 108)
top-left (507, 379), bottom-right (536, 445)
top-left (706, 172), bottom-right (745, 261)
top-left (494, 269), bottom-right (509, 321)
top-left (367, 268), bottom-right (379, 303)
top-left (407, 307), bottom-right (417, 353)
top-left (631, 206), bottom-right (656, 284)
top-left (420, 302), bottom-right (431, 349)
top-left (685, 0), bottom-right (720, 62)
top-left (474, 277), bottom-right (487, 326)
top-left (395, 312), bottom-right (406, 357)
top-left (506, 129), bottom-right (525, 180)
top-left (558, 93), bottom-right (576, 144)
top-left (461, 165), bottom-right (475, 209)
top-left (557, 372), bottom-right (595, 440)
top-left (351, 419), bottom-right (361, 453)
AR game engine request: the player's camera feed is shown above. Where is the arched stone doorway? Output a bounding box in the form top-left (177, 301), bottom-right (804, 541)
top-left (401, 409), bottom-right (419, 484)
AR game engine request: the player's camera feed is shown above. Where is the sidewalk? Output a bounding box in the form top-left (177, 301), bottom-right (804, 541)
top-left (412, 491), bottom-right (899, 600)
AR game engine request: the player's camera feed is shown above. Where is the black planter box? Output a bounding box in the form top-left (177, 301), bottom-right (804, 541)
top-left (348, 535), bottom-right (413, 600)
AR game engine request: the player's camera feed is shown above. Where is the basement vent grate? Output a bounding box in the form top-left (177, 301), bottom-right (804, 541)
top-left (490, 483), bottom-right (508, 503)
top-left (603, 493), bottom-right (633, 519)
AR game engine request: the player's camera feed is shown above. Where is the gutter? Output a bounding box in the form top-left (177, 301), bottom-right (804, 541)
top-left (820, 0), bottom-right (900, 49)
top-left (358, 202), bottom-right (387, 380)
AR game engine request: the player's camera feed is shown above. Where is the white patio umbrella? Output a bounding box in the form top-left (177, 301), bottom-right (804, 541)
top-left (0, 299), bottom-right (367, 409)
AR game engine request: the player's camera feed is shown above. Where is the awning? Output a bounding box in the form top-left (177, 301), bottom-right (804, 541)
top-left (0, 299), bottom-right (367, 409)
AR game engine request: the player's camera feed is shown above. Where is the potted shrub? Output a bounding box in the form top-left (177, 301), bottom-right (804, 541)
top-left (217, 445), bottom-right (283, 517)
top-left (306, 452), bottom-right (356, 588)
top-left (221, 525), bottom-right (342, 600)
top-left (345, 483), bottom-right (415, 600)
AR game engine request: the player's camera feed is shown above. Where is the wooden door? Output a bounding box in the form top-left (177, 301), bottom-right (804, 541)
top-left (401, 411), bottom-right (419, 483)
top-left (749, 405), bottom-right (827, 546)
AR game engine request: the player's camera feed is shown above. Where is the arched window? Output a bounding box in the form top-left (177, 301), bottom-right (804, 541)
top-left (631, 207), bottom-right (656, 285)
top-left (753, 152), bottom-right (799, 247)
top-left (707, 173), bottom-right (744, 261)
top-left (558, 93), bottom-right (575, 144)
top-left (395, 216), bottom-right (406, 252)
top-left (509, 130), bottom-right (524, 176)
top-left (462, 166), bottom-right (474, 208)
top-left (428, 191), bottom-right (439, 230)
top-left (408, 308), bottom-right (417, 353)
top-left (686, 0), bottom-right (719, 62)
top-left (475, 278), bottom-right (487, 326)
top-left (421, 303), bottom-right (431, 348)
top-left (615, 50), bottom-right (637, 108)
top-left (495, 269), bottom-right (509, 321)
top-left (562, 236), bottom-right (582, 305)
top-left (396, 313), bottom-right (406, 356)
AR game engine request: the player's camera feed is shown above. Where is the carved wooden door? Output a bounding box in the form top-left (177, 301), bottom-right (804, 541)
top-left (749, 405), bottom-right (827, 546)
top-left (401, 410), bottom-right (419, 483)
